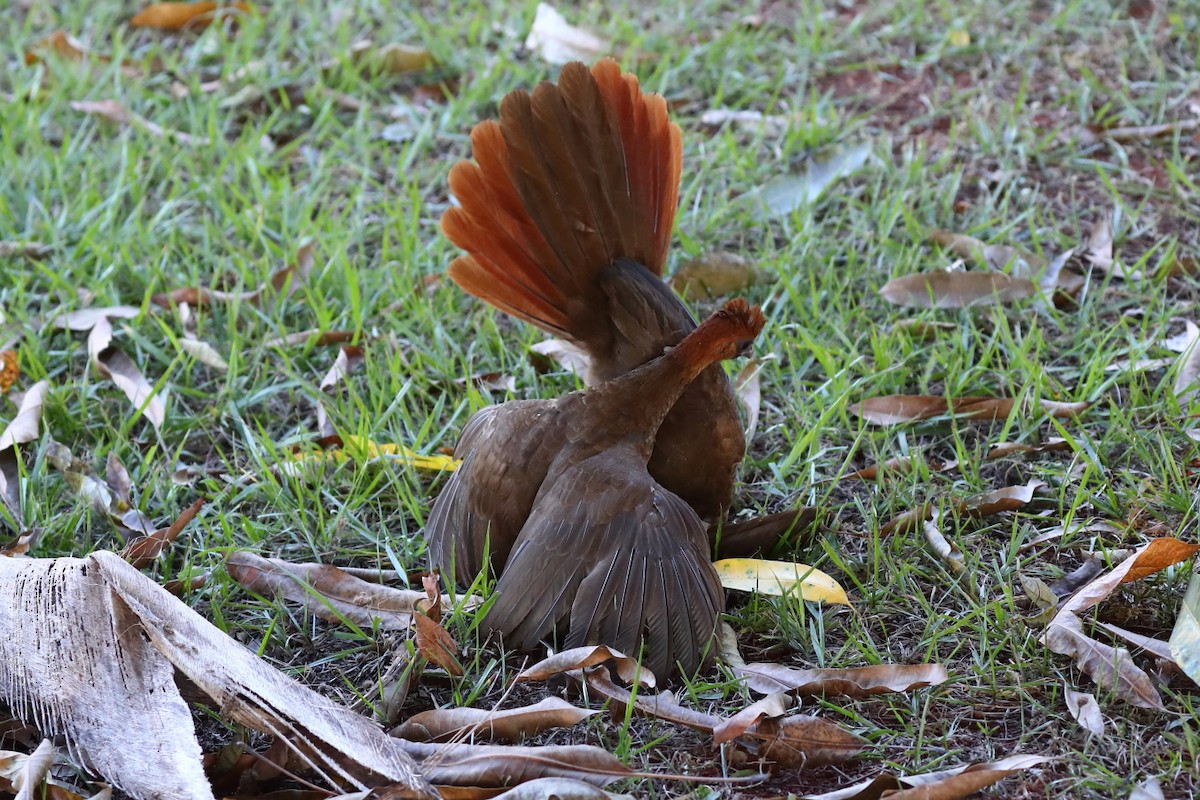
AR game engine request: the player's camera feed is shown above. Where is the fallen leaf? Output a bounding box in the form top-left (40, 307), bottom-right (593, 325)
top-left (488, 778), bottom-right (632, 799)
top-left (959, 480), bottom-right (1045, 515)
top-left (24, 31), bottom-right (144, 79)
top-left (747, 142), bottom-right (872, 219)
top-left (53, 305), bottom-right (141, 332)
top-left (392, 697), bottom-right (599, 743)
top-left (879, 271), bottom-right (1037, 308)
top-left (0, 351), bottom-right (17, 394)
top-left (1043, 539), bottom-right (1198, 708)
top-left (0, 380), bottom-right (49, 520)
top-left (284, 435), bottom-right (460, 474)
top-left (742, 713), bottom-right (867, 769)
top-left (712, 558), bottom-right (849, 604)
top-left (1085, 213), bottom-right (1123, 276)
top-left (668, 252), bottom-right (769, 300)
top-left (1130, 776), bottom-right (1166, 800)
top-left (1169, 568), bottom-right (1200, 686)
top-left (119, 498), bottom-right (204, 568)
top-left (734, 358), bottom-right (763, 442)
top-left (844, 453), bottom-right (956, 481)
top-left (130, 1), bottom-right (253, 30)
top-left (1064, 687), bottom-right (1105, 736)
top-left (151, 243), bottom-right (314, 310)
top-left (1079, 118), bottom-right (1200, 144)
top-left (1095, 622), bottom-right (1174, 661)
top-left (850, 395), bottom-right (1089, 425)
top-left (0, 241), bottom-right (53, 259)
top-left (458, 372), bottom-right (516, 394)
top-left (802, 754), bottom-right (1049, 800)
top-left (1173, 327), bottom-right (1200, 405)
top-left (699, 108), bottom-right (797, 134)
top-left (925, 228), bottom-right (1044, 274)
top-left (71, 100), bottom-right (212, 146)
top-left (414, 613), bottom-right (462, 676)
top-left (87, 317), bottom-right (167, 433)
top-left (262, 329), bottom-right (357, 349)
top-left (396, 739), bottom-right (631, 788)
top-left (529, 338), bottom-right (590, 376)
top-left (352, 41), bottom-right (435, 74)
top-left (517, 645), bottom-right (655, 688)
top-left (985, 438), bottom-right (1072, 459)
top-left (712, 692), bottom-right (789, 744)
top-left (890, 318), bottom-right (957, 340)
top-left (524, 3), bottom-right (610, 65)
top-left (225, 552), bottom-right (480, 632)
top-left (922, 513), bottom-right (965, 574)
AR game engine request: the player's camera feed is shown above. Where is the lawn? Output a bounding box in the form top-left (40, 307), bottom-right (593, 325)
top-left (1, 0), bottom-right (1199, 798)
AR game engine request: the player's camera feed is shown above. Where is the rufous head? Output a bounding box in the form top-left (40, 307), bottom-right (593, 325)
top-left (698, 298), bottom-right (766, 361)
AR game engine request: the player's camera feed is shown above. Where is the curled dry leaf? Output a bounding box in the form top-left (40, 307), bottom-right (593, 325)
top-left (730, 660), bottom-right (950, 698)
top-left (582, 666), bottom-right (720, 733)
top-left (740, 713), bottom-right (867, 769)
top-left (923, 513), bottom-right (965, 574)
top-left (734, 358), bottom-right (763, 443)
top-left (802, 754), bottom-right (1050, 800)
top-left (53, 305), bottom-right (141, 332)
top-left (668, 252), bottom-right (769, 300)
top-left (529, 338), bottom-right (590, 376)
top-left (879, 271), bottom-right (1037, 308)
top-left (413, 613), bottom-right (462, 676)
top-left (87, 317), bottom-right (167, 433)
top-left (263, 329), bottom-right (357, 349)
top-left (985, 438), bottom-right (1072, 459)
top-left (151, 243), bottom-right (314, 310)
top-left (712, 558), bottom-right (849, 604)
top-left (71, 100), bottom-right (212, 146)
top-left (517, 645), bottom-right (655, 688)
top-left (960, 480), bottom-right (1046, 515)
top-left (396, 739), bottom-right (631, 788)
top-left (1043, 539), bottom-right (1199, 708)
top-left (392, 697), bottom-right (599, 743)
top-left (850, 394), bottom-right (1089, 425)
top-left (844, 453), bottom-right (956, 482)
top-left (0, 241), bottom-right (53, 259)
top-left (1169, 569), bottom-right (1200, 686)
top-left (0, 380), bottom-right (49, 520)
top-left (524, 3), bottom-right (610, 65)
top-left (130, 1), bottom-right (254, 30)
top-left (747, 142), bottom-right (872, 220)
top-left (712, 692), bottom-right (790, 744)
top-left (225, 551), bottom-right (480, 632)
top-left (120, 498), bottom-right (204, 568)
top-left (1064, 687), bottom-right (1105, 736)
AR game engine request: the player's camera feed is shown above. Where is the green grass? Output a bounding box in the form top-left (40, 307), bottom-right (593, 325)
top-left (2, 0), bottom-right (1199, 797)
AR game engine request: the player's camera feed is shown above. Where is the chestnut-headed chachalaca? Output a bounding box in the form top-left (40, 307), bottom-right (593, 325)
top-left (425, 59), bottom-right (797, 676)
top-left (430, 299), bottom-right (765, 677)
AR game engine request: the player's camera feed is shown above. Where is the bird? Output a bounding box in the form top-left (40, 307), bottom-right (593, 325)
top-left (429, 299), bottom-right (766, 678)
top-left (430, 58), bottom-right (804, 586)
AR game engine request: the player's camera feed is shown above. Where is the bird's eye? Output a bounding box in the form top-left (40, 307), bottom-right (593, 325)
top-left (735, 339), bottom-right (753, 355)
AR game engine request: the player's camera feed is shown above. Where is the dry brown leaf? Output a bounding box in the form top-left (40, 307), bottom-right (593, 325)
top-left (1080, 118), bottom-right (1200, 144)
top-left (1173, 327), bottom-right (1200, 404)
top-left (925, 228), bottom-right (1043, 274)
top-left (396, 739), bottom-right (631, 788)
top-left (1042, 539), bottom-right (1198, 708)
top-left (844, 453), bottom-right (956, 481)
top-left (87, 317), bottom-right (167, 433)
top-left (959, 480), bottom-right (1045, 516)
top-left (891, 319), bottom-right (957, 340)
top-left (320, 345), bottom-right (365, 392)
top-left (1169, 569), bottom-right (1200, 686)
top-left (53, 305), bottom-right (141, 332)
top-left (743, 713), bottom-right (867, 769)
top-left (747, 143), bottom-right (872, 219)
top-left (414, 613), bottom-right (462, 676)
top-left (1064, 687), bottom-right (1105, 736)
top-left (879, 271), bottom-right (1037, 308)
top-left (880, 503), bottom-right (933, 538)
top-left (0, 241), bottom-right (53, 259)
top-left (130, 1), bottom-right (253, 30)
top-left (923, 513), bottom-right (965, 574)
top-left (529, 338), bottom-right (590, 376)
top-left (262, 329), bottom-right (357, 349)
top-left (24, 31), bottom-right (144, 78)
top-left (850, 395), bottom-right (1088, 425)
top-left (119, 498), bottom-right (204, 568)
top-left (0, 380), bottom-right (49, 520)
top-left (668, 252), bottom-right (768, 300)
top-left (71, 100), bottom-right (212, 146)
top-left (581, 666), bottom-right (719, 733)
top-left (151, 244), bottom-right (314, 309)
top-left (882, 754), bottom-right (1050, 799)
top-left (1, 352), bottom-right (19, 395)
top-left (712, 693), bottom-right (790, 744)
top-left (392, 697), bottom-right (599, 743)
top-left (1085, 213), bottom-right (1122, 275)
top-left (225, 552), bottom-right (480, 631)
top-left (524, 3), bottom-right (610, 65)
top-left (517, 645), bottom-right (656, 688)
top-left (731, 661), bottom-right (949, 697)
top-left (985, 438), bottom-right (1072, 459)
top-left (802, 754), bottom-right (1049, 800)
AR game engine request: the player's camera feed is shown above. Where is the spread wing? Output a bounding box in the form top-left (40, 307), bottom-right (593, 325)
top-left (424, 400), bottom-right (562, 584)
top-left (483, 447), bottom-right (723, 678)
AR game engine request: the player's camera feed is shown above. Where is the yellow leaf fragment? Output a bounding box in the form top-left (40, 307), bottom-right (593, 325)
top-left (713, 558), bottom-right (849, 604)
top-left (289, 434), bottom-right (458, 473)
